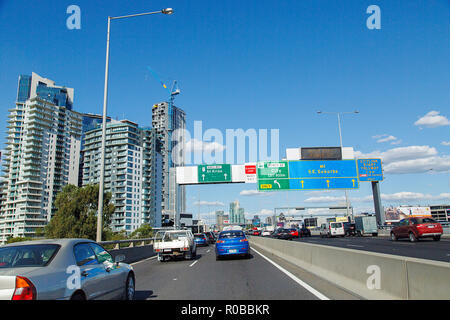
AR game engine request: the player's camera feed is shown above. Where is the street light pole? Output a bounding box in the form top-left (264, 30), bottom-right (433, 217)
top-left (317, 110), bottom-right (359, 221)
top-left (96, 8), bottom-right (174, 242)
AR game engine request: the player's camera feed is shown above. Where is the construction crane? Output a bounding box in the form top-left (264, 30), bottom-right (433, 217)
top-left (147, 66), bottom-right (180, 106)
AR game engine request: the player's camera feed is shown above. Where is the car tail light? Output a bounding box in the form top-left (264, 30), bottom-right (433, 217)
top-left (155, 249), bottom-right (160, 252)
top-left (240, 239), bottom-right (248, 242)
top-left (12, 276), bottom-right (36, 300)
top-left (216, 240), bottom-right (224, 243)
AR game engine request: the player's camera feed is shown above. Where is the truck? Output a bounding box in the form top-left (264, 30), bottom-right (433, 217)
top-left (354, 216), bottom-right (378, 236)
top-left (153, 229), bottom-right (197, 262)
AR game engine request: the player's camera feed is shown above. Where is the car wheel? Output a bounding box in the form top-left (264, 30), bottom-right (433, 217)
top-left (70, 291), bottom-right (86, 300)
top-left (216, 255), bottom-right (221, 261)
top-left (124, 273), bottom-right (135, 300)
top-left (390, 232), bottom-right (397, 241)
top-left (409, 232), bottom-right (417, 242)
top-left (433, 236), bottom-right (441, 241)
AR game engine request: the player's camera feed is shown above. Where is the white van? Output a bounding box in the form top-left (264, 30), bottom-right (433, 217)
top-left (320, 222), bottom-right (345, 238)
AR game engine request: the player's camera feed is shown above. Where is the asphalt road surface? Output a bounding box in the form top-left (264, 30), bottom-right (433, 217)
top-left (292, 235), bottom-right (450, 262)
top-left (131, 245), bottom-right (359, 300)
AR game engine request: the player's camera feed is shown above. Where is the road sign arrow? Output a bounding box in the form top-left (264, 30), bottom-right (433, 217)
top-left (326, 180), bottom-right (330, 188)
top-left (202, 174), bottom-right (205, 181)
top-left (274, 180), bottom-right (281, 188)
top-left (301, 180), bottom-right (304, 188)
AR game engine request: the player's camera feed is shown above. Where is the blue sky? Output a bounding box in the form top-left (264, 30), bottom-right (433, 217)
top-left (0, 0), bottom-right (449, 222)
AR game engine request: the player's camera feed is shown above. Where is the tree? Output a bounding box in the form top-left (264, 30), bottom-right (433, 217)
top-left (45, 184), bottom-right (115, 241)
top-left (129, 223), bottom-right (153, 239)
top-left (6, 237), bottom-right (32, 244)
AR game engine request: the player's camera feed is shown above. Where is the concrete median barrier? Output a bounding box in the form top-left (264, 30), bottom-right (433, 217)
top-left (249, 236), bottom-right (450, 300)
top-left (110, 245), bottom-right (156, 264)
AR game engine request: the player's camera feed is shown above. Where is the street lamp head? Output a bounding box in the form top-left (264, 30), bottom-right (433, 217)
top-left (317, 111), bottom-right (322, 114)
top-left (162, 8), bottom-right (174, 15)
top-left (354, 110), bottom-right (359, 114)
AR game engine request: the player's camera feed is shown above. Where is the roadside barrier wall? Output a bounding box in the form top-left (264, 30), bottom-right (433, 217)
top-left (249, 236), bottom-right (450, 299)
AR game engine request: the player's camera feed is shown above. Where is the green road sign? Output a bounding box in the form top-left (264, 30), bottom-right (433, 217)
top-left (198, 164), bottom-right (232, 183)
top-left (256, 161), bottom-right (289, 179)
top-left (258, 178), bottom-right (290, 191)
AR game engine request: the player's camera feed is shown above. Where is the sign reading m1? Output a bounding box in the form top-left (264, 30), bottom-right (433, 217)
top-left (198, 164), bottom-right (232, 183)
top-left (257, 160), bottom-right (359, 191)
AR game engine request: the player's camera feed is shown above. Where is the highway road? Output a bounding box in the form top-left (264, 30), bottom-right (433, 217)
top-left (292, 235), bottom-right (450, 262)
top-left (131, 245), bottom-right (359, 300)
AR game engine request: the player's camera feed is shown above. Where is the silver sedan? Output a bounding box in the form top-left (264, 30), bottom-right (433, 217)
top-left (0, 238), bottom-right (135, 300)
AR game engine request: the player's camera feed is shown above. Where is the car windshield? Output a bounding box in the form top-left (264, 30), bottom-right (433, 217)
top-left (194, 234), bottom-right (205, 239)
top-left (412, 218), bottom-right (437, 224)
top-left (163, 232), bottom-right (188, 241)
top-left (0, 244), bottom-right (60, 268)
top-left (219, 231), bottom-right (245, 239)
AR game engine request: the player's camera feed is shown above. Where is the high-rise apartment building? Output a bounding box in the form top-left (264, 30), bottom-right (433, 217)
top-left (0, 73), bottom-right (82, 243)
top-left (229, 200), bottom-right (245, 225)
top-left (78, 113), bottom-right (112, 187)
top-left (82, 120), bottom-right (163, 232)
top-left (152, 101), bottom-right (186, 225)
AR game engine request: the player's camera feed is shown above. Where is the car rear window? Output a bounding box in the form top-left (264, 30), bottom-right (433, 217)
top-left (163, 232), bottom-right (189, 241)
top-left (0, 244), bottom-right (60, 268)
top-left (331, 223), bottom-right (343, 228)
top-left (411, 218), bottom-right (437, 224)
top-left (219, 231), bottom-right (245, 239)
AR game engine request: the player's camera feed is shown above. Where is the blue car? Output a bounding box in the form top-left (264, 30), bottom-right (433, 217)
top-left (194, 233), bottom-right (208, 246)
top-left (215, 230), bottom-right (250, 260)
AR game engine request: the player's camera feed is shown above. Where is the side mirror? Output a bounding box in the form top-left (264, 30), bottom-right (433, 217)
top-left (114, 254), bottom-right (125, 264)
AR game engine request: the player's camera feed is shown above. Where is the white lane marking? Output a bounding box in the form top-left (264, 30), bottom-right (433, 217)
top-left (130, 256), bottom-right (157, 266)
top-left (207, 249), bottom-right (211, 253)
top-left (251, 247), bottom-right (329, 300)
top-left (189, 260), bottom-right (198, 267)
top-left (347, 244), bottom-right (364, 248)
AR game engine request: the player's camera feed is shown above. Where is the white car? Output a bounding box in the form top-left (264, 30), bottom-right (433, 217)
top-left (153, 230), bottom-right (196, 262)
top-left (320, 222), bottom-right (345, 238)
top-left (261, 230), bottom-right (272, 237)
top-left (0, 239), bottom-right (135, 300)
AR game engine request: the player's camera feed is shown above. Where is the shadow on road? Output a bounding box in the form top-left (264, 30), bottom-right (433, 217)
top-left (217, 253), bottom-right (254, 261)
top-left (134, 290), bottom-right (157, 300)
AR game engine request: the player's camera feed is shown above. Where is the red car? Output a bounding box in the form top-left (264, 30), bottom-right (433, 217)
top-left (288, 228), bottom-right (299, 238)
top-left (252, 230), bottom-right (261, 236)
top-left (390, 217), bottom-right (443, 242)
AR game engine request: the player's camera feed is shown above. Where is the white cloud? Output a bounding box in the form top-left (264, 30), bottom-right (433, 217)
top-left (378, 135), bottom-right (397, 143)
top-left (305, 190), bottom-right (334, 196)
top-left (414, 110), bottom-right (450, 128)
top-left (355, 145), bottom-right (450, 174)
top-left (304, 192), bottom-right (450, 205)
top-left (240, 189), bottom-right (272, 196)
top-left (193, 200), bottom-right (224, 206)
top-left (372, 134), bottom-right (401, 145)
top-left (441, 141), bottom-right (450, 146)
top-left (304, 196), bottom-right (346, 203)
top-left (185, 139), bottom-right (226, 153)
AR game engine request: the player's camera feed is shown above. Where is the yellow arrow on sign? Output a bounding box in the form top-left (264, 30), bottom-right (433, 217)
top-left (326, 180), bottom-right (330, 188)
top-left (352, 179), bottom-right (355, 188)
top-left (301, 180), bottom-right (304, 188)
